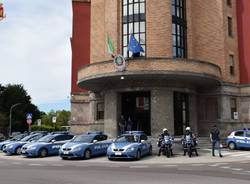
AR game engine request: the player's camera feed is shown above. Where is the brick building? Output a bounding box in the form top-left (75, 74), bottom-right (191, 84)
top-left (71, 0), bottom-right (250, 137)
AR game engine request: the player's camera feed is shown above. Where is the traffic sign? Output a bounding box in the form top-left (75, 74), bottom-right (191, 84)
top-left (26, 113), bottom-right (32, 120)
top-left (37, 119), bottom-right (41, 126)
top-left (27, 119), bottom-right (32, 125)
top-left (52, 116), bottom-right (57, 123)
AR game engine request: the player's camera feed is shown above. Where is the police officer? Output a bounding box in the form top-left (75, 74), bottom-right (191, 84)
top-left (182, 127), bottom-right (198, 156)
top-left (158, 128), bottom-right (171, 156)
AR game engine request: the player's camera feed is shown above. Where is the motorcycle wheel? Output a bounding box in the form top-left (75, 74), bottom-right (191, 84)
top-left (166, 147), bottom-right (170, 158)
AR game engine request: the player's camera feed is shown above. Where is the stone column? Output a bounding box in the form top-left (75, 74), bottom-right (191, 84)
top-left (151, 88), bottom-right (174, 137)
top-left (220, 95), bottom-right (231, 121)
top-left (89, 92), bottom-right (97, 124)
top-left (104, 91), bottom-right (118, 138)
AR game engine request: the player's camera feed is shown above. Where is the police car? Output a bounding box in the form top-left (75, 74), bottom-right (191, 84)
top-left (3, 133), bottom-right (47, 155)
top-left (0, 133), bottom-right (29, 151)
top-left (21, 133), bottom-right (74, 157)
top-left (59, 132), bottom-right (111, 159)
top-left (226, 128), bottom-right (250, 150)
top-left (107, 131), bottom-right (152, 160)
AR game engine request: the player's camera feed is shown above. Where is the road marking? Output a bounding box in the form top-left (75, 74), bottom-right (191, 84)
top-left (220, 166), bottom-right (231, 169)
top-left (231, 168), bottom-right (243, 171)
top-left (28, 163), bottom-right (44, 166)
top-left (209, 163), bottom-right (228, 167)
top-left (105, 165), bottom-right (121, 168)
top-left (245, 171), bottom-right (250, 173)
top-left (162, 165), bottom-right (177, 167)
top-left (231, 153), bottom-right (250, 157)
top-left (129, 165), bottom-right (149, 168)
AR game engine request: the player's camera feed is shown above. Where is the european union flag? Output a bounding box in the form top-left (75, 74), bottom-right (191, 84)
top-left (128, 34), bottom-right (144, 55)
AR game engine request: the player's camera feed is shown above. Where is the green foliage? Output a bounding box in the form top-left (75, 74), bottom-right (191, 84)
top-left (0, 84), bottom-right (42, 134)
top-left (31, 125), bottom-right (67, 132)
top-left (40, 110), bottom-right (70, 127)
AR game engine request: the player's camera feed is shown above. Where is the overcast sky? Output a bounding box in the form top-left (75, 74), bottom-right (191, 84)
top-left (0, 0), bottom-right (72, 112)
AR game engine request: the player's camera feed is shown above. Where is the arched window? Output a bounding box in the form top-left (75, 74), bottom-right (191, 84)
top-left (122, 0), bottom-right (146, 58)
top-left (172, 0), bottom-right (187, 58)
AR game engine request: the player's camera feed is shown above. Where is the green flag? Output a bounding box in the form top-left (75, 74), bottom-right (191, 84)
top-left (106, 35), bottom-right (115, 55)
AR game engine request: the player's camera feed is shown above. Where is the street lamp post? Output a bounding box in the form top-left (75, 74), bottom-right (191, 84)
top-left (9, 103), bottom-right (21, 137)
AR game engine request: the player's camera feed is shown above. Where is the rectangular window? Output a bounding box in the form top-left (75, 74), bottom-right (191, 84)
top-left (227, 0), bottom-right (232, 7)
top-left (172, 0), bottom-right (187, 58)
top-left (122, 0), bottom-right (146, 58)
top-left (230, 98), bottom-right (237, 119)
top-left (229, 54), bottom-right (235, 75)
top-left (228, 17), bottom-right (233, 37)
top-left (97, 103), bottom-right (104, 120)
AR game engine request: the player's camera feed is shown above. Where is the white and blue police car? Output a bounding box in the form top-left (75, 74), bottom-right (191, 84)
top-left (21, 133), bottom-right (74, 157)
top-left (226, 128), bottom-right (250, 150)
top-left (0, 133), bottom-right (29, 151)
top-left (107, 131), bottom-right (152, 160)
top-left (3, 132), bottom-right (47, 155)
top-left (59, 132), bottom-right (112, 160)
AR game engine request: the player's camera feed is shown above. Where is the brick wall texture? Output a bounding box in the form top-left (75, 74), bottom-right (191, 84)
top-left (88, 0), bottom-right (240, 84)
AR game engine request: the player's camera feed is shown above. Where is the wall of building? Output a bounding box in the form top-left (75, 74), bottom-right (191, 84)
top-left (71, 0), bottom-right (90, 93)
top-left (237, 0), bottom-right (250, 84)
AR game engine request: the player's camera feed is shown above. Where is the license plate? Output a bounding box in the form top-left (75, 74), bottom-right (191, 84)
top-left (63, 151), bottom-right (69, 154)
top-left (115, 152), bottom-right (122, 156)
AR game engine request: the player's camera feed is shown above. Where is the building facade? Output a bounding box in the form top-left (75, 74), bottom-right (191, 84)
top-left (71, 0), bottom-right (250, 138)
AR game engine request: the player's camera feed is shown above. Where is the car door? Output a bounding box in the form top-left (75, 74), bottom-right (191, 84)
top-left (234, 131), bottom-right (245, 148)
top-left (98, 135), bottom-right (109, 154)
top-left (50, 135), bottom-right (73, 155)
top-left (244, 131), bottom-right (250, 148)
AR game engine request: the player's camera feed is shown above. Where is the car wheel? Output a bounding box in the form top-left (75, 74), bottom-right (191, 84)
top-left (228, 142), bottom-right (236, 150)
top-left (39, 148), bottom-right (48, 157)
top-left (84, 149), bottom-right (91, 160)
top-left (136, 150), bottom-right (141, 160)
top-left (15, 147), bottom-right (22, 155)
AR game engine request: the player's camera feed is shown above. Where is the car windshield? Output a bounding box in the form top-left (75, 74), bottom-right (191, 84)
top-left (71, 135), bottom-right (93, 143)
top-left (20, 135), bottom-right (36, 141)
top-left (38, 135), bottom-right (55, 143)
top-left (11, 134), bottom-right (27, 141)
top-left (115, 135), bottom-right (139, 143)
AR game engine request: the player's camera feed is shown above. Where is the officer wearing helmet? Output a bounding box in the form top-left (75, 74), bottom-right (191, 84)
top-left (157, 128), bottom-right (172, 156)
top-left (182, 127), bottom-right (198, 155)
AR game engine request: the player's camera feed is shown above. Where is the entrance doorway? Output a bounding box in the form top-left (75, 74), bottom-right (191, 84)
top-left (121, 91), bottom-right (151, 135)
top-left (174, 92), bottom-right (189, 135)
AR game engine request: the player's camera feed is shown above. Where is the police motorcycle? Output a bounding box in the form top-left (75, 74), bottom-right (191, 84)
top-left (160, 135), bottom-right (174, 158)
top-left (182, 133), bottom-right (198, 158)
top-left (157, 128), bottom-right (174, 158)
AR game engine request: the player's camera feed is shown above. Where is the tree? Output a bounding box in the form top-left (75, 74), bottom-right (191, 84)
top-left (0, 84), bottom-right (42, 134)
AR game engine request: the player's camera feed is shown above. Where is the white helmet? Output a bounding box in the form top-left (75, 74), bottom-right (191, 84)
top-left (185, 127), bottom-right (191, 131)
top-left (163, 128), bottom-right (168, 132)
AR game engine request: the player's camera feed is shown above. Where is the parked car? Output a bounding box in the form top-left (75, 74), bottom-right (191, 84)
top-left (107, 131), bottom-right (152, 160)
top-left (21, 133), bottom-right (74, 157)
top-left (59, 132), bottom-right (112, 160)
top-left (0, 133), bottom-right (29, 151)
top-left (3, 132), bottom-right (48, 155)
top-left (226, 128), bottom-right (250, 150)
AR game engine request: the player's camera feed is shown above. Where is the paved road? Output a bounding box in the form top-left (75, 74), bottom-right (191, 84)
top-left (0, 151), bottom-right (250, 184)
top-left (0, 158), bottom-right (249, 184)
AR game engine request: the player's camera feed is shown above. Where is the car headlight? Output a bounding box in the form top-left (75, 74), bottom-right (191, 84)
top-left (73, 146), bottom-right (81, 152)
top-left (28, 146), bottom-right (37, 150)
top-left (126, 147), bottom-right (135, 152)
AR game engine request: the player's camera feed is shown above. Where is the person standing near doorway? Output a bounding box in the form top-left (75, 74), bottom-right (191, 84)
top-left (210, 125), bottom-right (223, 157)
top-left (126, 117), bottom-right (133, 131)
top-left (119, 115), bottom-right (126, 135)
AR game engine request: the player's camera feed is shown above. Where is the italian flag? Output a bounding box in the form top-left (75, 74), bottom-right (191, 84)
top-left (106, 35), bottom-right (115, 56)
top-left (0, 1), bottom-right (6, 21)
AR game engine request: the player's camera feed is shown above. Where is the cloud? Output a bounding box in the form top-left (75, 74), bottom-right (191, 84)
top-left (0, 0), bottom-right (72, 106)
